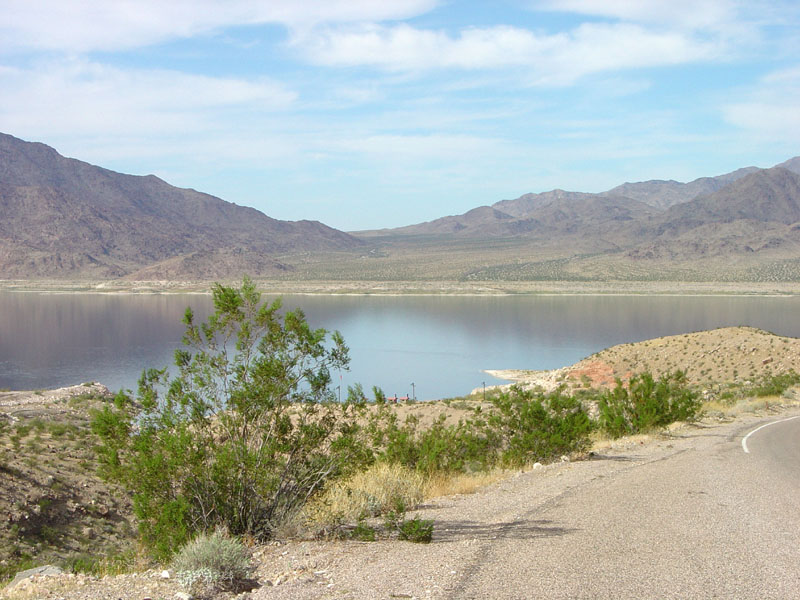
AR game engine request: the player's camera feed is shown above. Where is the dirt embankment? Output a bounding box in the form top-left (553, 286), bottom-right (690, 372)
top-left (488, 326), bottom-right (800, 391)
top-left (0, 384), bottom-right (135, 580)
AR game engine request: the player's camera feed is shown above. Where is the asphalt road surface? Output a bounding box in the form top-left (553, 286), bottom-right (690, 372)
top-left (446, 411), bottom-right (800, 599)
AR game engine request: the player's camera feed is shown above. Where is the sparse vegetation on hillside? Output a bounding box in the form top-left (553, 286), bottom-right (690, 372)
top-left (0, 385), bottom-right (137, 583)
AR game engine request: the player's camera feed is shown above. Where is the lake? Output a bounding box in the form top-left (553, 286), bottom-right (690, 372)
top-left (1, 291), bottom-right (799, 400)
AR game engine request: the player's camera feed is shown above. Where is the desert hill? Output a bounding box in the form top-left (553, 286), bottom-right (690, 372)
top-left (0, 133), bottom-right (361, 278)
top-left (489, 326), bottom-right (800, 393)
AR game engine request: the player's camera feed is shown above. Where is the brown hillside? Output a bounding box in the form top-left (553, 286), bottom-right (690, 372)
top-left (489, 327), bottom-right (800, 392)
top-left (0, 133), bottom-right (361, 279)
top-left (0, 385), bottom-right (135, 576)
top-left (571, 326), bottom-right (800, 388)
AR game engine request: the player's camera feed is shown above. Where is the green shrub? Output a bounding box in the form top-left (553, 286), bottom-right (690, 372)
top-left (172, 530), bottom-right (253, 596)
top-left (92, 278), bottom-right (370, 560)
top-left (371, 387), bottom-right (591, 474)
top-left (398, 517), bottom-right (434, 543)
top-left (64, 553), bottom-right (100, 575)
top-left (371, 408), bottom-right (499, 475)
top-left (383, 496), bottom-right (408, 532)
top-left (598, 371), bottom-right (701, 438)
top-left (351, 520), bottom-right (377, 541)
top-left (0, 554), bottom-right (35, 584)
top-left (751, 371), bottom-right (800, 397)
top-left (488, 387), bottom-right (593, 466)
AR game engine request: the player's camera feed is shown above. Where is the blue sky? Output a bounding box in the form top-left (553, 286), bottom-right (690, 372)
top-left (1, 1), bottom-right (799, 231)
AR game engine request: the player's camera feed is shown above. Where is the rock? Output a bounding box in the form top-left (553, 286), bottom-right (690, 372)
top-left (174, 592), bottom-right (192, 600)
top-left (160, 569), bottom-right (171, 579)
top-left (533, 462), bottom-right (543, 470)
top-left (560, 455), bottom-right (570, 463)
top-left (9, 564), bottom-right (63, 586)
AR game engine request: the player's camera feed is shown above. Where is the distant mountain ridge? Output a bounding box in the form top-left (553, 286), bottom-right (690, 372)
top-left (0, 133), bottom-right (361, 278)
top-left (352, 155), bottom-right (800, 282)
top-left (373, 159), bottom-right (800, 239)
top-left (3, 131), bottom-right (800, 282)
top-left (599, 166), bottom-right (761, 210)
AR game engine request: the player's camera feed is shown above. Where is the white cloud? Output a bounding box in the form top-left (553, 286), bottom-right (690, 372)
top-left (534, 0), bottom-right (739, 29)
top-left (332, 132), bottom-right (507, 161)
top-left (299, 22), bottom-right (718, 83)
top-left (0, 0), bottom-right (439, 53)
top-left (723, 66), bottom-right (800, 141)
top-left (0, 58), bottom-right (296, 138)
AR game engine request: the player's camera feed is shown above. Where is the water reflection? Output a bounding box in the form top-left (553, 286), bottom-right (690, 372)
top-left (1, 292), bottom-right (799, 400)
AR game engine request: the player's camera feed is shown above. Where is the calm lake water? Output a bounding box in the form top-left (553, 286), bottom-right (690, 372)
top-left (2, 292), bottom-right (800, 400)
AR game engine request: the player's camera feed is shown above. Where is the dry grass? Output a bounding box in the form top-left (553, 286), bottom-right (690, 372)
top-left (302, 463), bottom-right (426, 532)
top-left (301, 462), bottom-right (514, 534)
top-left (423, 469), bottom-right (510, 499)
top-left (703, 393), bottom-right (800, 418)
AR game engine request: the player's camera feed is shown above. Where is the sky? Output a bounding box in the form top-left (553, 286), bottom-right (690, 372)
top-left (1, 1), bottom-right (799, 231)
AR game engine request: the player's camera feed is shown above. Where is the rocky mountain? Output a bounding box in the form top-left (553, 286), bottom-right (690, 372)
top-left (350, 157), bottom-right (800, 281)
top-left (600, 166), bottom-right (760, 210)
top-left (0, 133), bottom-right (361, 278)
top-left (492, 190), bottom-right (598, 217)
top-left (390, 192), bottom-right (658, 240)
top-left (776, 156), bottom-right (800, 175)
top-left (624, 167), bottom-right (800, 260)
top-left (660, 167), bottom-right (800, 230)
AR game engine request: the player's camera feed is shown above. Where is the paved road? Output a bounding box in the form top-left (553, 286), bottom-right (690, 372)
top-left (256, 408), bottom-right (800, 600)
top-left (447, 412), bottom-right (800, 599)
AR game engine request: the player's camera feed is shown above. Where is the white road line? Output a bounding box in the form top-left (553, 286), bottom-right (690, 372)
top-left (742, 415), bottom-right (800, 453)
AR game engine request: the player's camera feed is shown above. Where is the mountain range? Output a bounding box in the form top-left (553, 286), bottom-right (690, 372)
top-left (2, 131), bottom-right (800, 282)
top-left (0, 133), bottom-right (361, 279)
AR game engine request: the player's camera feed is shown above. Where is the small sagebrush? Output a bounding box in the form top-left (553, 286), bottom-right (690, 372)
top-left (171, 530), bottom-right (253, 596)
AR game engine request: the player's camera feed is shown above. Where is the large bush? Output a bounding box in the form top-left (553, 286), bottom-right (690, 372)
top-left (488, 387), bottom-right (593, 466)
top-left (598, 371), bottom-right (701, 438)
top-left (370, 387), bottom-right (592, 473)
top-left (92, 279), bottom-right (370, 559)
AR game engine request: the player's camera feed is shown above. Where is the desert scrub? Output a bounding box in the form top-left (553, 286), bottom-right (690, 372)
top-left (374, 410), bottom-right (499, 475)
top-left (369, 387), bottom-right (592, 475)
top-left (749, 371), bottom-right (800, 397)
top-left (488, 387), bottom-right (593, 466)
top-left (302, 462), bottom-right (425, 534)
top-left (598, 371), bottom-right (701, 438)
top-left (172, 529), bottom-right (253, 597)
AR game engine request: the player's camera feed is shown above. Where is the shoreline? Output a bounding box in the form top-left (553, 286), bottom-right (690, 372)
top-left (2, 279), bottom-right (800, 297)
